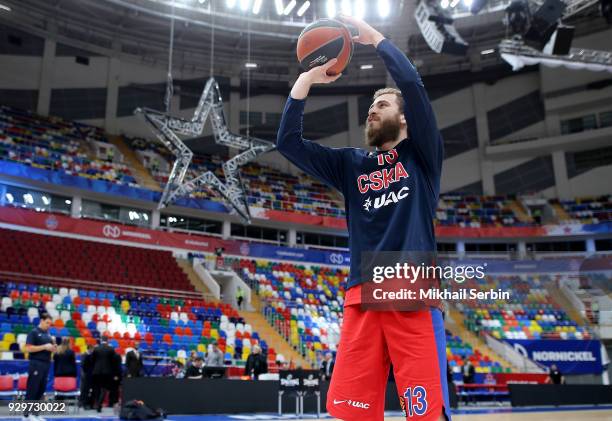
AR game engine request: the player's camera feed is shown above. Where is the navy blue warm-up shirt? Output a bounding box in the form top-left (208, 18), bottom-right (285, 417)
top-left (276, 38), bottom-right (443, 289)
top-left (26, 326), bottom-right (53, 362)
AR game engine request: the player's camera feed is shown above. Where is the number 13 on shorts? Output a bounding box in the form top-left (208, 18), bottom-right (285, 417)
top-left (403, 385), bottom-right (428, 417)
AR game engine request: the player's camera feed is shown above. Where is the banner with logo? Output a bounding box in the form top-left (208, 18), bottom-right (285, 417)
top-left (504, 339), bottom-right (603, 374)
top-left (241, 242), bottom-right (350, 266)
top-left (493, 373), bottom-right (549, 385)
top-left (0, 207), bottom-right (349, 266)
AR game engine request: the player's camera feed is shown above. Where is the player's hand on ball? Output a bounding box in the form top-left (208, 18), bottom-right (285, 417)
top-left (337, 14), bottom-right (385, 47)
top-left (305, 58), bottom-right (342, 83)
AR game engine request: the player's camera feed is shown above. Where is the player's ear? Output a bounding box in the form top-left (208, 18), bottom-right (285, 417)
top-left (400, 114), bottom-right (406, 126)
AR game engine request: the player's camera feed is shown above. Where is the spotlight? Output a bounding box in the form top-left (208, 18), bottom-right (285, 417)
top-left (360, 64), bottom-right (374, 69)
top-left (327, 0), bottom-right (336, 17)
top-left (5, 193), bottom-right (13, 203)
top-left (245, 62), bottom-right (258, 68)
top-left (65, 199), bottom-right (72, 205)
top-left (42, 196), bottom-right (50, 205)
top-left (227, 0), bottom-right (237, 8)
top-left (505, 0), bottom-right (531, 36)
top-left (415, 1), bottom-right (469, 55)
top-left (341, 0), bottom-right (352, 15)
top-left (252, 0), bottom-right (263, 14)
top-left (463, 0), bottom-right (473, 7)
top-left (283, 0), bottom-right (296, 14)
top-left (524, 0), bottom-right (565, 50)
top-left (240, 0), bottom-right (250, 11)
top-left (481, 48), bottom-right (495, 54)
top-left (297, 1), bottom-right (311, 16)
top-left (441, 0), bottom-right (450, 8)
top-left (0, 3), bottom-right (11, 12)
top-left (275, 0), bottom-right (284, 15)
top-left (378, 0), bottom-right (390, 17)
top-left (354, 0), bottom-right (366, 18)
top-left (23, 193), bottom-right (33, 204)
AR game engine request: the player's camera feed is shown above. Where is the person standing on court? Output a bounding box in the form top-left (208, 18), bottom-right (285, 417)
top-left (277, 15), bottom-right (448, 421)
top-left (320, 352), bottom-right (335, 381)
top-left (548, 364), bottom-right (565, 385)
top-left (91, 336), bottom-right (118, 412)
top-left (125, 343), bottom-right (143, 378)
top-left (23, 313), bottom-right (56, 421)
top-left (244, 345), bottom-right (267, 380)
top-left (79, 344), bottom-right (95, 409)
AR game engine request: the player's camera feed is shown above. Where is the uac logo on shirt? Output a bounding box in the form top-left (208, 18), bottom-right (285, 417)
top-left (364, 186), bottom-right (410, 212)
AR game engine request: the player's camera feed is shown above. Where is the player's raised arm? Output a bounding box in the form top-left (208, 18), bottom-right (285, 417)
top-left (339, 15), bottom-right (443, 185)
top-left (276, 59), bottom-right (346, 193)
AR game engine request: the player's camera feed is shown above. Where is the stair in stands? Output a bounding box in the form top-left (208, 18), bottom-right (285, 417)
top-left (108, 135), bottom-right (161, 191)
top-left (552, 202), bottom-right (572, 222)
top-left (77, 137), bottom-right (97, 159)
top-left (509, 199), bottom-right (534, 224)
top-left (239, 294), bottom-right (311, 369)
top-left (447, 307), bottom-right (515, 372)
top-left (545, 283), bottom-right (588, 326)
top-left (176, 258), bottom-right (214, 298)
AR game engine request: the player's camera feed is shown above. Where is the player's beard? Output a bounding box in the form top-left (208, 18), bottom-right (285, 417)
top-left (365, 113), bottom-right (401, 148)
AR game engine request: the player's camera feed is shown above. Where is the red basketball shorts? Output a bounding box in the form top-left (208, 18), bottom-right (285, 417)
top-left (326, 298), bottom-right (451, 421)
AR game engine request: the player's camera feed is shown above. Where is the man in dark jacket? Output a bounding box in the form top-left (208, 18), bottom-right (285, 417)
top-left (244, 345), bottom-right (267, 380)
top-left (185, 356), bottom-right (204, 379)
top-left (109, 352), bottom-right (123, 406)
top-left (79, 345), bottom-right (95, 409)
top-left (125, 343), bottom-right (143, 378)
top-left (320, 352), bottom-right (335, 381)
top-left (91, 336), bottom-right (118, 412)
top-left (462, 357), bottom-right (475, 385)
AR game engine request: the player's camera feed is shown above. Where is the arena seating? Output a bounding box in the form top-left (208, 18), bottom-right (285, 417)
top-left (4, 104), bottom-right (612, 226)
top-left (553, 196), bottom-right (612, 224)
top-left (458, 275), bottom-right (591, 340)
top-left (242, 162), bottom-right (344, 217)
top-left (0, 281), bottom-right (270, 366)
top-left (0, 228), bottom-right (194, 292)
top-left (236, 258), bottom-right (345, 364)
top-left (436, 194), bottom-right (524, 227)
top-left (0, 105), bottom-right (137, 186)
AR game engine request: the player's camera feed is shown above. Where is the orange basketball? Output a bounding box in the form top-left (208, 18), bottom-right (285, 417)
top-left (296, 19), bottom-right (354, 75)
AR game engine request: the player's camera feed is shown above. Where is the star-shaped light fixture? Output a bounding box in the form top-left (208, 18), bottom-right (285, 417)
top-left (135, 78), bottom-right (275, 224)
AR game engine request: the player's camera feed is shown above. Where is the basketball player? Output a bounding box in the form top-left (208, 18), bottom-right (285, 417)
top-left (277, 15), bottom-right (449, 421)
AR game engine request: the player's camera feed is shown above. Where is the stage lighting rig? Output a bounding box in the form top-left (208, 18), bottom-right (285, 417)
top-left (499, 38), bottom-right (612, 72)
top-left (415, 0), bottom-right (469, 55)
top-left (504, 0), bottom-right (531, 36)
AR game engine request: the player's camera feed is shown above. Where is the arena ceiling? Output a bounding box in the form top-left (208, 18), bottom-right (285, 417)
top-left (0, 0), bottom-right (608, 85)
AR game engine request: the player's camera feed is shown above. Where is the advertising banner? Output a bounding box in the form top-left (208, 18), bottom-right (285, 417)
top-left (0, 207), bottom-right (349, 265)
top-left (504, 339), bottom-right (603, 374)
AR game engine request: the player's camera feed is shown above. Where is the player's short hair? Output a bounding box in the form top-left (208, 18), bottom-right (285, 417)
top-left (372, 87), bottom-right (404, 111)
top-left (39, 313), bottom-right (52, 321)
